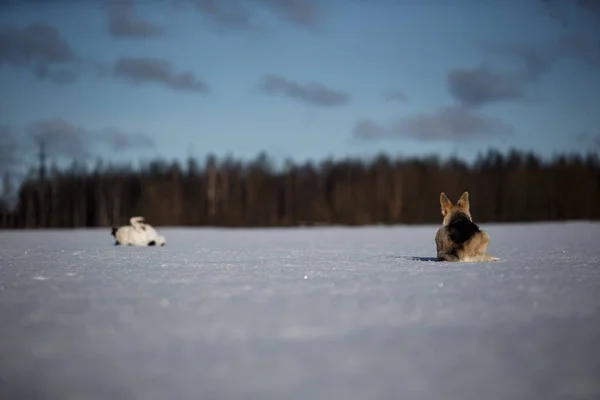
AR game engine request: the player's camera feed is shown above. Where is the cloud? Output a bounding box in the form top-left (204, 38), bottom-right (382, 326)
top-left (393, 106), bottom-right (513, 141)
top-left (485, 38), bottom-right (598, 75)
top-left (353, 106), bottom-right (513, 142)
top-left (553, 34), bottom-right (600, 66)
top-left (447, 66), bottom-right (526, 107)
top-left (194, 0), bottom-right (256, 30)
top-left (259, 74), bottom-right (350, 107)
top-left (113, 57), bottom-right (209, 93)
top-left (352, 119), bottom-right (386, 140)
top-left (254, 0), bottom-right (318, 28)
top-left (27, 118), bottom-right (92, 159)
top-left (535, 1), bottom-right (600, 63)
top-left (383, 89), bottom-right (408, 103)
top-left (576, 0), bottom-right (600, 15)
top-left (191, 0), bottom-right (318, 30)
top-left (101, 127), bottom-right (155, 151)
top-left (453, 32), bottom-right (599, 108)
top-left (0, 23), bottom-right (81, 84)
top-left (0, 24), bottom-right (207, 93)
top-left (448, 42), bottom-right (552, 108)
top-left (540, 1), bottom-right (600, 68)
top-left (541, 0), bottom-right (600, 26)
top-left (107, 0), bottom-right (165, 38)
top-left (25, 118), bottom-right (155, 160)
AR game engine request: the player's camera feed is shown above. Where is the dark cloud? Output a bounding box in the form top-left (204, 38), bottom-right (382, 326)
top-left (541, 0), bottom-right (600, 25)
top-left (471, 0), bottom-right (600, 109)
top-left (0, 23), bottom-right (81, 84)
top-left (191, 0), bottom-right (318, 30)
top-left (194, 0), bottom-right (256, 30)
top-left (577, 0), bottom-right (600, 15)
top-left (537, 1), bottom-right (600, 63)
top-left (383, 89), bottom-right (408, 103)
top-left (0, 118), bottom-right (155, 173)
top-left (27, 118), bottom-right (94, 159)
top-left (107, 0), bottom-right (165, 38)
top-left (260, 74), bottom-right (350, 107)
top-left (0, 24), bottom-right (74, 63)
top-left (447, 66), bottom-right (526, 107)
top-left (553, 34), bottom-right (600, 66)
top-left (454, 31), bottom-right (599, 108)
top-left (0, 24), bottom-right (209, 92)
top-left (487, 37), bottom-right (598, 75)
top-left (353, 106), bottom-right (513, 142)
top-left (254, 0), bottom-right (318, 28)
top-left (352, 119), bottom-right (386, 140)
top-left (540, 0), bottom-right (571, 26)
top-left (393, 106), bottom-right (513, 141)
top-left (113, 57), bottom-right (209, 93)
top-left (101, 127), bottom-right (155, 152)
top-left (448, 41), bottom-right (551, 108)
top-left (26, 118), bottom-right (155, 160)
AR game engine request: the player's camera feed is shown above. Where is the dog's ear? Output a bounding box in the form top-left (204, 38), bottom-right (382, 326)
top-left (456, 191), bottom-right (470, 212)
top-left (440, 192), bottom-right (453, 216)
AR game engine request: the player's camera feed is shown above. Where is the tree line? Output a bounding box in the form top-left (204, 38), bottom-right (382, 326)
top-left (1, 148), bottom-right (599, 229)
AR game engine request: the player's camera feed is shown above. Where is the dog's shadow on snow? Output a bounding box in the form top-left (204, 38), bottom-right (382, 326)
top-left (390, 255), bottom-right (440, 263)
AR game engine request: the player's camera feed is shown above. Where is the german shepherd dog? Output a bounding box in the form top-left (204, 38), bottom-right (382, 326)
top-left (435, 191), bottom-right (499, 262)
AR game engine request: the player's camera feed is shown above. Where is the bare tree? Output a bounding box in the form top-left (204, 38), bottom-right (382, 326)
top-left (2, 148), bottom-right (599, 229)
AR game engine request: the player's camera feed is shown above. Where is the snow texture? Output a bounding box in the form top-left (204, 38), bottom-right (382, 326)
top-left (0, 222), bottom-right (599, 400)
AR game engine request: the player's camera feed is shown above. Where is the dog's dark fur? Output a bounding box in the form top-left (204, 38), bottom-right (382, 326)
top-left (447, 211), bottom-right (481, 245)
top-left (435, 191), bottom-right (499, 262)
top-left (111, 226), bottom-right (119, 245)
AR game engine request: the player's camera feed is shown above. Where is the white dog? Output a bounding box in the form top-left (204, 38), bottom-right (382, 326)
top-left (111, 216), bottom-right (166, 246)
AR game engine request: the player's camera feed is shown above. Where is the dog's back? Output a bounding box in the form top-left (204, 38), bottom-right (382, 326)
top-left (435, 191), bottom-right (498, 262)
top-left (447, 211), bottom-right (480, 245)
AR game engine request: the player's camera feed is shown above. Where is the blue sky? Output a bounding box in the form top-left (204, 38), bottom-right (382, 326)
top-left (0, 0), bottom-right (599, 175)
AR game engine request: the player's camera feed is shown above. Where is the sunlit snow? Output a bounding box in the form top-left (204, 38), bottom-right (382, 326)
top-left (1, 222), bottom-right (599, 399)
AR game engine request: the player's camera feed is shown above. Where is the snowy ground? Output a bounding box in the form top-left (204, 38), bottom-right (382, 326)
top-left (0, 222), bottom-right (599, 400)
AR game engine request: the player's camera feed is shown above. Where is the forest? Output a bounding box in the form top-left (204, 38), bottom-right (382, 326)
top-left (1, 148), bottom-right (599, 229)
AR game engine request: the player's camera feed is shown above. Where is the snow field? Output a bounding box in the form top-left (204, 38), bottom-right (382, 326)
top-left (0, 222), bottom-right (599, 400)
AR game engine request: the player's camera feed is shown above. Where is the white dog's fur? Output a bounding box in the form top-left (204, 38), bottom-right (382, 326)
top-left (111, 216), bottom-right (166, 246)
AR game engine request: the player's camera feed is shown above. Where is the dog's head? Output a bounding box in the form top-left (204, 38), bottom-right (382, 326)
top-left (111, 226), bottom-right (119, 237)
top-left (440, 191), bottom-right (472, 225)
